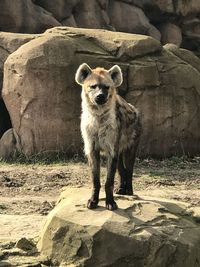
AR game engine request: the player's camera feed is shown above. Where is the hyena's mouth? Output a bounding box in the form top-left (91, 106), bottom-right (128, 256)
top-left (95, 94), bottom-right (108, 105)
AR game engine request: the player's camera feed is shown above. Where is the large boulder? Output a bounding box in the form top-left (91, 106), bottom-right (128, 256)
top-left (129, 0), bottom-right (200, 20)
top-left (2, 27), bottom-right (161, 157)
top-left (73, 0), bottom-right (111, 30)
top-left (0, 32), bottom-right (37, 92)
top-left (181, 17), bottom-right (200, 57)
top-left (159, 22), bottom-right (182, 47)
top-left (0, 32), bottom-right (38, 143)
top-left (2, 27), bottom-right (200, 158)
top-left (126, 50), bottom-right (200, 157)
top-left (0, 32), bottom-right (38, 54)
top-left (107, 1), bottom-right (161, 40)
top-left (0, 0), bottom-right (60, 33)
top-left (35, 0), bottom-right (80, 21)
top-left (123, 0), bottom-right (175, 23)
top-left (0, 128), bottom-right (17, 160)
top-left (38, 187), bottom-right (200, 266)
top-left (164, 43), bottom-right (200, 73)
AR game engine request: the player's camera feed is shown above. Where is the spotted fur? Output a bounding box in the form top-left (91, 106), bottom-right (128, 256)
top-left (75, 63), bottom-right (141, 210)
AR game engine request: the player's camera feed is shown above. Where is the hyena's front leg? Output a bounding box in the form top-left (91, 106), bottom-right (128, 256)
top-left (87, 150), bottom-right (100, 209)
top-left (105, 156), bottom-right (118, 210)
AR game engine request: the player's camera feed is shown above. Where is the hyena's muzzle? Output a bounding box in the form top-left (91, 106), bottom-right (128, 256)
top-left (92, 85), bottom-right (109, 105)
top-left (95, 91), bottom-right (108, 105)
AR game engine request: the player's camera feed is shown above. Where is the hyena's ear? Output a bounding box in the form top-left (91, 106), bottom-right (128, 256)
top-left (108, 65), bottom-right (123, 87)
top-left (75, 63), bottom-right (92, 85)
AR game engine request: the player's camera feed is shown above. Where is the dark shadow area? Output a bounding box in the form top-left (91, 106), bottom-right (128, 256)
top-left (0, 98), bottom-right (12, 139)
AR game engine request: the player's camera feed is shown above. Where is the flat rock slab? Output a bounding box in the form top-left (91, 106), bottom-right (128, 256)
top-left (38, 187), bottom-right (200, 267)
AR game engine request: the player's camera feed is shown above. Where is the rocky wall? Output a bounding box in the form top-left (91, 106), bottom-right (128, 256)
top-left (0, 0), bottom-right (199, 56)
top-left (1, 27), bottom-right (200, 158)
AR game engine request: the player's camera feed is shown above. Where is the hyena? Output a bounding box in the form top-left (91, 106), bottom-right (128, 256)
top-left (75, 63), bottom-right (141, 210)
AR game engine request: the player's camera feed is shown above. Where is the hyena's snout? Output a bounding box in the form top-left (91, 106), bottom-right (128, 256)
top-left (95, 90), bottom-right (108, 105)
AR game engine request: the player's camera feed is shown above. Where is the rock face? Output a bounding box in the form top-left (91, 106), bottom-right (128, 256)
top-left (0, 0), bottom-right (60, 33)
top-left (2, 27), bottom-right (200, 158)
top-left (107, 1), bottom-right (161, 40)
top-left (0, 32), bottom-right (38, 146)
top-left (0, 1), bottom-right (199, 56)
top-left (0, 128), bottom-right (17, 160)
top-left (159, 23), bottom-right (182, 47)
top-left (38, 187), bottom-right (200, 267)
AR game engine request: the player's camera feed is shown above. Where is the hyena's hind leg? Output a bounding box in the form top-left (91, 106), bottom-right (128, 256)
top-left (115, 153), bottom-right (127, 195)
top-left (115, 140), bottom-right (139, 195)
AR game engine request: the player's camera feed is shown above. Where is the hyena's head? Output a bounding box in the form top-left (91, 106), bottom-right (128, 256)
top-left (75, 63), bottom-right (123, 106)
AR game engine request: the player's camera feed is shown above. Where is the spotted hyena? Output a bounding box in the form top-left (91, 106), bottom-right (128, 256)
top-left (75, 63), bottom-right (141, 210)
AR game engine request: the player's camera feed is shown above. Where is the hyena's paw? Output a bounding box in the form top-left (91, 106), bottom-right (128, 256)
top-left (126, 189), bottom-right (133, 195)
top-left (115, 187), bottom-right (126, 195)
top-left (87, 199), bottom-right (98, 209)
top-left (126, 185), bottom-right (133, 195)
top-left (105, 200), bottom-right (118, 211)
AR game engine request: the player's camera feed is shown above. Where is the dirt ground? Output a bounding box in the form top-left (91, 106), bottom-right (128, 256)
top-left (0, 157), bottom-right (200, 265)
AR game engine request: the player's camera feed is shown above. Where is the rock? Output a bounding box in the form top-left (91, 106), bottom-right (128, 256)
top-left (126, 49), bottom-right (200, 157)
top-left (16, 237), bottom-right (36, 252)
top-left (2, 31), bottom-right (83, 156)
top-left (182, 17), bottom-right (200, 37)
top-left (2, 27), bottom-right (161, 157)
top-left (186, 207), bottom-right (200, 223)
top-left (38, 187), bottom-right (200, 267)
top-left (129, 0), bottom-right (175, 23)
top-left (35, 0), bottom-right (80, 21)
top-left (0, 31), bottom-right (37, 98)
top-left (46, 27), bottom-right (162, 59)
top-left (0, 32), bottom-right (37, 146)
top-left (73, 0), bottom-right (110, 29)
top-left (0, 238), bottom-right (48, 267)
top-left (133, 0), bottom-right (174, 14)
top-left (62, 15), bottom-right (78, 27)
top-left (0, 32), bottom-right (37, 94)
top-left (108, 1), bottom-right (161, 40)
top-left (159, 23), bottom-right (182, 47)
top-left (0, 0), bottom-right (60, 33)
top-left (2, 27), bottom-right (200, 158)
top-left (0, 129), bottom-right (17, 160)
top-left (164, 43), bottom-right (200, 73)
top-left (97, 0), bottom-right (109, 10)
top-left (181, 17), bottom-right (200, 57)
top-left (0, 0), bottom-right (199, 58)
top-left (175, 0), bottom-right (200, 16)
top-left (0, 32), bottom-right (38, 54)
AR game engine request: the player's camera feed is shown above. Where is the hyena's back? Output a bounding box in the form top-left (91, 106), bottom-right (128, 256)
top-left (115, 95), bottom-right (141, 154)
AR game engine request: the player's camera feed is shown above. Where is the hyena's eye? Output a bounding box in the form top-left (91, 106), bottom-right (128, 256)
top-left (90, 85), bottom-right (97, 89)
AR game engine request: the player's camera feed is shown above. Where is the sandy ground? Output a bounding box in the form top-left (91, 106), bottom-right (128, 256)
top-left (0, 158), bottom-right (200, 265)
